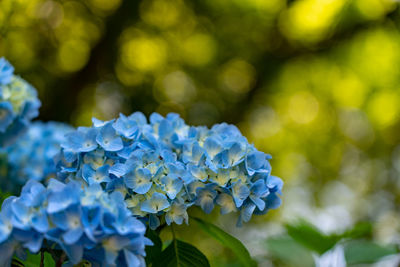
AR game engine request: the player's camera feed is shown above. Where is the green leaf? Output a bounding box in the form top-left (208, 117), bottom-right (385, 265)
top-left (11, 258), bottom-right (25, 267)
top-left (266, 236), bottom-right (314, 267)
top-left (286, 220), bottom-right (339, 255)
top-left (145, 229), bottom-right (163, 265)
top-left (345, 240), bottom-right (398, 265)
top-left (340, 222), bottom-right (372, 240)
top-left (13, 251), bottom-right (55, 267)
top-left (153, 239), bottom-right (210, 267)
top-left (193, 217), bottom-right (256, 267)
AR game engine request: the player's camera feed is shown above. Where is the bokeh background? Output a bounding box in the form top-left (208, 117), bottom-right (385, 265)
top-left (1, 0), bottom-right (400, 266)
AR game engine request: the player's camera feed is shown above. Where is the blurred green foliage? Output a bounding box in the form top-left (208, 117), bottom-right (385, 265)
top-left (1, 0), bottom-right (400, 265)
top-left (266, 221), bottom-right (399, 266)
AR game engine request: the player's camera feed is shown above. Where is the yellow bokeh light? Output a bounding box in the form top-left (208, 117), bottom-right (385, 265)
top-left (88, 0), bottom-right (121, 13)
top-left (54, 1), bottom-right (103, 45)
top-left (280, 0), bottom-right (346, 43)
top-left (332, 73), bottom-right (368, 108)
top-left (4, 33), bottom-right (36, 70)
top-left (140, 0), bottom-right (182, 28)
top-left (154, 71), bottom-right (196, 104)
top-left (249, 107), bottom-right (282, 140)
top-left (115, 62), bottom-right (144, 86)
top-left (121, 37), bottom-right (167, 72)
top-left (348, 28), bottom-right (400, 88)
top-left (8, 0), bottom-right (38, 28)
top-left (354, 0), bottom-right (396, 20)
top-left (288, 91), bottom-right (320, 124)
top-left (57, 39), bottom-right (90, 72)
top-left (219, 59), bottom-right (255, 94)
top-left (367, 91), bottom-right (400, 128)
top-left (182, 33), bottom-right (216, 67)
top-left (34, 0), bottom-right (64, 28)
top-left (233, 0), bottom-right (284, 13)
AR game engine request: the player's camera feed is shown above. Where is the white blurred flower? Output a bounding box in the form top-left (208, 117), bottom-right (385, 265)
top-left (314, 245), bottom-right (346, 267)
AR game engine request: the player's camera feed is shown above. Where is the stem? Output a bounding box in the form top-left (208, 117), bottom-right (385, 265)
top-left (39, 250), bottom-right (44, 267)
top-left (56, 252), bottom-right (66, 267)
top-left (171, 224), bottom-right (180, 266)
top-left (171, 223), bottom-right (176, 240)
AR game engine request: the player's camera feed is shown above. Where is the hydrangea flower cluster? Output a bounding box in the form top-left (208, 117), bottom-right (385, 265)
top-left (0, 179), bottom-right (150, 266)
top-left (2, 122), bottom-right (73, 191)
top-left (57, 112), bottom-right (283, 228)
top-left (0, 58), bottom-right (41, 147)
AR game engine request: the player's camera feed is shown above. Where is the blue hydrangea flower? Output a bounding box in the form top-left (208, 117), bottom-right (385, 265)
top-left (141, 192), bottom-right (171, 214)
top-left (124, 168), bottom-right (153, 194)
top-left (195, 185), bottom-right (218, 214)
top-left (0, 58), bottom-right (41, 147)
top-left (1, 122), bottom-right (73, 193)
top-left (0, 180), bottom-right (151, 266)
top-left (56, 112), bottom-right (283, 228)
top-left (0, 58), bottom-right (14, 85)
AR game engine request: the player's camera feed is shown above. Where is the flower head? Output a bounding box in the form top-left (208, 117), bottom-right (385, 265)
top-left (0, 180), bottom-right (150, 266)
top-left (56, 112), bottom-right (283, 228)
top-left (2, 122), bottom-right (72, 193)
top-left (0, 58), bottom-right (41, 147)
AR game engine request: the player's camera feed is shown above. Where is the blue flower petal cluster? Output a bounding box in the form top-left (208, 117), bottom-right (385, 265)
top-left (57, 112), bottom-right (283, 228)
top-left (0, 179), bottom-right (150, 266)
top-left (3, 122), bottom-right (73, 191)
top-left (0, 58), bottom-right (41, 147)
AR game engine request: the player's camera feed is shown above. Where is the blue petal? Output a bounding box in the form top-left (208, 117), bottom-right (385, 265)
top-left (245, 151), bottom-right (267, 175)
top-left (249, 195), bottom-right (265, 211)
top-left (47, 184), bottom-right (80, 213)
top-left (61, 132), bottom-right (82, 152)
top-left (150, 112), bottom-right (164, 124)
top-left (227, 142), bottom-right (245, 166)
top-left (0, 102), bottom-right (14, 132)
top-left (149, 214), bottom-right (160, 230)
top-left (161, 176), bottom-right (183, 199)
top-left (189, 164), bottom-right (208, 182)
top-left (124, 250), bottom-right (141, 267)
top-left (214, 150), bottom-right (230, 168)
top-left (82, 164), bottom-right (95, 183)
top-left (124, 168), bottom-right (152, 194)
top-left (96, 123), bottom-right (123, 151)
top-left (128, 111), bottom-right (147, 125)
top-left (117, 143), bottom-right (138, 159)
top-left (23, 233), bottom-right (43, 253)
top-left (267, 176), bottom-right (284, 194)
top-left (63, 227), bottom-right (84, 245)
top-left (31, 211), bottom-right (49, 233)
top-left (204, 137), bottom-right (222, 158)
top-left (0, 241), bottom-right (17, 266)
top-left (195, 187), bottom-right (217, 214)
top-left (251, 179), bottom-right (268, 197)
top-left (232, 181), bottom-right (250, 208)
top-left (92, 117), bottom-right (108, 127)
top-left (50, 212), bottom-right (69, 230)
top-left (62, 244), bottom-right (84, 264)
top-left (0, 57), bottom-right (14, 84)
top-left (216, 193), bottom-right (236, 215)
top-left (237, 202), bottom-right (256, 226)
top-left (109, 163), bottom-right (128, 178)
top-left (141, 193), bottom-right (170, 213)
top-left (113, 114), bottom-right (139, 139)
top-left (88, 165), bottom-right (111, 184)
top-left (0, 217), bottom-right (12, 243)
top-left (105, 247), bottom-right (119, 265)
top-left (159, 119), bottom-right (173, 138)
top-left (265, 193), bottom-right (282, 210)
